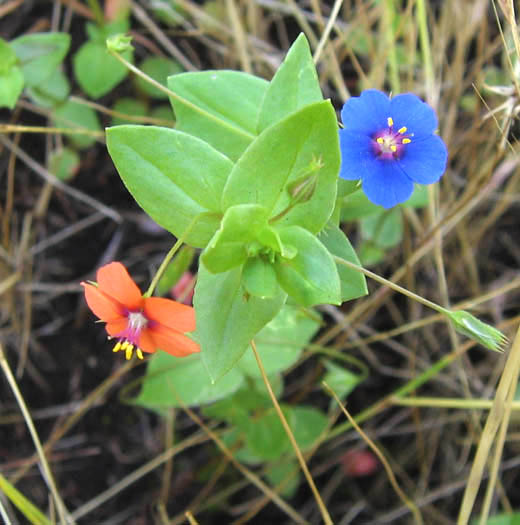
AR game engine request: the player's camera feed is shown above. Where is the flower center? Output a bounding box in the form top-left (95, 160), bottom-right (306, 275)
top-left (372, 117), bottom-right (412, 160)
top-left (112, 310), bottom-right (149, 360)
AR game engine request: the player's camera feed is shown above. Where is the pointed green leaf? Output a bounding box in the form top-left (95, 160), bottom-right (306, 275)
top-left (223, 100), bottom-right (339, 234)
top-left (274, 225), bottom-right (341, 306)
top-left (194, 263), bottom-right (286, 381)
top-left (257, 33), bottom-right (322, 132)
top-left (136, 56), bottom-right (183, 99)
top-left (10, 32), bottom-right (70, 86)
top-left (361, 208), bottom-right (403, 248)
top-left (52, 99), bottom-right (101, 149)
top-left (318, 223), bottom-right (367, 302)
top-left (168, 70), bottom-right (268, 161)
top-left (27, 68), bottom-right (70, 108)
top-left (236, 304), bottom-right (320, 377)
top-left (0, 67), bottom-right (23, 109)
top-left (242, 257), bottom-right (279, 298)
top-left (106, 125), bottom-right (234, 248)
top-left (0, 473), bottom-right (52, 525)
top-left (134, 353), bottom-right (244, 408)
top-left (74, 40), bottom-right (132, 98)
top-left (201, 204), bottom-right (270, 273)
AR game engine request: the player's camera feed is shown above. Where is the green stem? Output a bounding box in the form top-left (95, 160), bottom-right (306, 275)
top-left (333, 255), bottom-right (449, 316)
top-left (107, 48), bottom-right (254, 141)
top-left (143, 215), bottom-right (202, 298)
top-left (383, 0), bottom-right (400, 93)
top-left (86, 0), bottom-right (105, 27)
top-left (416, 0), bottom-right (434, 99)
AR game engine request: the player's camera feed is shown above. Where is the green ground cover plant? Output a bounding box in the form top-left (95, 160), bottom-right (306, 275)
top-left (1, 1), bottom-right (520, 524)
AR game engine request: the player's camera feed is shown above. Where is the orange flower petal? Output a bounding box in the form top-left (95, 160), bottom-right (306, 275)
top-left (82, 283), bottom-right (124, 322)
top-left (148, 324), bottom-right (200, 357)
top-left (138, 330), bottom-right (157, 354)
top-left (143, 297), bottom-right (196, 333)
top-left (106, 318), bottom-right (127, 337)
top-left (96, 262), bottom-right (143, 311)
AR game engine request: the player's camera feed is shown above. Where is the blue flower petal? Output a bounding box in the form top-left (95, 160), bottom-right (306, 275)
top-left (397, 135), bottom-right (447, 184)
top-left (338, 130), bottom-right (375, 180)
top-left (341, 90), bottom-right (390, 135)
top-left (362, 161), bottom-right (414, 208)
top-left (390, 94), bottom-right (438, 137)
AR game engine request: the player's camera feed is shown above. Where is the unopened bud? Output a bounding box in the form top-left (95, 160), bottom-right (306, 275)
top-left (287, 156), bottom-right (323, 205)
top-left (447, 310), bottom-right (507, 352)
top-left (106, 34), bottom-right (133, 53)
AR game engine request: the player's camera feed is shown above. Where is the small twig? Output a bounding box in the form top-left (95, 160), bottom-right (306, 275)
top-left (251, 340), bottom-right (333, 525)
top-left (0, 344), bottom-right (73, 524)
top-left (170, 386), bottom-right (309, 524)
top-left (0, 135), bottom-right (121, 224)
top-left (323, 381), bottom-right (423, 525)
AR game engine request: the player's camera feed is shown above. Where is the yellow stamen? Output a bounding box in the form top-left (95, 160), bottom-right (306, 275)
top-left (402, 138), bottom-right (411, 144)
top-left (390, 145), bottom-right (397, 152)
top-left (125, 344), bottom-right (134, 360)
top-left (136, 349), bottom-right (144, 360)
top-left (387, 117), bottom-right (394, 127)
top-left (121, 340), bottom-right (129, 350)
top-left (377, 137), bottom-right (384, 144)
top-left (398, 126), bottom-right (407, 134)
top-left (113, 341), bottom-right (122, 353)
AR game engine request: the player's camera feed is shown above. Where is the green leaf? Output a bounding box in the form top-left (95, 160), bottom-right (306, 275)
top-left (74, 40), bottom-right (132, 98)
top-left (287, 406), bottom-right (328, 449)
top-left (136, 56), bottom-right (183, 99)
top-left (0, 473), bottom-right (52, 525)
top-left (223, 101), bottom-right (339, 234)
top-left (242, 257), bottom-right (279, 298)
top-left (245, 408), bottom-right (290, 460)
top-left (236, 304), bottom-right (320, 378)
top-left (194, 264), bottom-right (286, 381)
top-left (257, 33), bottom-right (322, 132)
top-left (52, 99), bottom-right (101, 149)
top-left (0, 38), bottom-right (24, 109)
top-left (361, 208), bottom-right (403, 248)
top-left (10, 32), bottom-right (70, 87)
top-left (265, 461), bottom-right (300, 498)
top-left (340, 189), bottom-right (380, 222)
top-left (134, 352), bottom-right (244, 408)
top-left (168, 70), bottom-right (268, 161)
top-left (27, 68), bottom-right (70, 108)
top-left (359, 242), bottom-right (385, 266)
top-left (322, 359), bottom-right (363, 403)
top-left (470, 513), bottom-right (520, 525)
top-left (111, 98), bottom-right (148, 126)
top-left (318, 223), bottom-right (367, 302)
top-left (201, 204), bottom-right (271, 273)
top-left (0, 67), bottom-right (24, 109)
top-left (106, 125), bottom-right (234, 248)
top-left (0, 38), bottom-right (18, 72)
top-left (274, 226), bottom-right (341, 306)
top-left (48, 148), bottom-right (80, 181)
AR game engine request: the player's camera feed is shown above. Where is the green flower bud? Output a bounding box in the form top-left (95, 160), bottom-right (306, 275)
top-left (447, 310), bottom-right (507, 352)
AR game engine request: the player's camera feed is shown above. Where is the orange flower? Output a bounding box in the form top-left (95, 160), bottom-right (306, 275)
top-left (81, 262), bottom-right (199, 360)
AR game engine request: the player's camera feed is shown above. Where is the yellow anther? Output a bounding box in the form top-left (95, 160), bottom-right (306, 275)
top-left (377, 137), bottom-right (384, 144)
top-left (136, 349), bottom-right (144, 360)
top-left (390, 145), bottom-right (397, 152)
top-left (125, 344), bottom-right (134, 360)
top-left (398, 126), bottom-right (407, 134)
top-left (121, 340), bottom-right (129, 350)
top-left (402, 138), bottom-right (411, 144)
top-left (113, 341), bottom-right (122, 353)
top-left (387, 117), bottom-right (394, 127)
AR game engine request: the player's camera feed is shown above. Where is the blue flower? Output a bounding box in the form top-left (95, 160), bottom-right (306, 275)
top-left (338, 89), bottom-right (448, 209)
